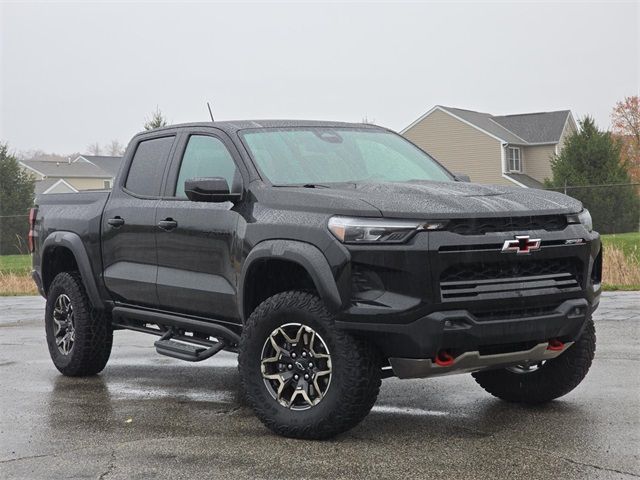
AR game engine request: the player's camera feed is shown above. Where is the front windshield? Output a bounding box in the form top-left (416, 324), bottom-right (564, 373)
top-left (240, 127), bottom-right (453, 185)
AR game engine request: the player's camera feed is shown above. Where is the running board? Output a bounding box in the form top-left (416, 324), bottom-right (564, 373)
top-left (111, 306), bottom-right (241, 347)
top-left (154, 337), bottom-right (226, 362)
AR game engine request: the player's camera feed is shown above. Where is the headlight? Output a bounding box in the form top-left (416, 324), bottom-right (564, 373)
top-left (327, 216), bottom-right (446, 244)
top-left (567, 209), bottom-right (593, 232)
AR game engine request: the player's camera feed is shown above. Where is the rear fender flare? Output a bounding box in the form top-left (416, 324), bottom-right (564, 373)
top-left (41, 231), bottom-right (104, 309)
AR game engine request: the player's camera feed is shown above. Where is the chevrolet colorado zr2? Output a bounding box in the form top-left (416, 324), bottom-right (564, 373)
top-left (30, 120), bottom-right (600, 439)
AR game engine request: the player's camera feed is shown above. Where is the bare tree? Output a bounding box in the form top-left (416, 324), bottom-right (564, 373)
top-left (611, 95), bottom-right (640, 182)
top-left (144, 107), bottom-right (168, 130)
top-left (106, 139), bottom-right (125, 156)
top-left (87, 142), bottom-right (101, 156)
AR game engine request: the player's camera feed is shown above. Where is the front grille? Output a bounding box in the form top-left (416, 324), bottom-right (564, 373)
top-left (440, 258), bottom-right (583, 302)
top-left (447, 215), bottom-right (567, 235)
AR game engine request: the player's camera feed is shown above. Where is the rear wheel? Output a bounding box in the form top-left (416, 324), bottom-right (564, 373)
top-left (45, 272), bottom-right (112, 376)
top-left (238, 291), bottom-right (381, 439)
top-left (472, 318), bottom-right (596, 404)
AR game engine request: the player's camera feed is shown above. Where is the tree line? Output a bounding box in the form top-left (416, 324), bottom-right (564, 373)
top-left (545, 96), bottom-right (640, 233)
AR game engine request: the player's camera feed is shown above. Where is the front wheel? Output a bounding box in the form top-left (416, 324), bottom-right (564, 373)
top-left (472, 318), bottom-right (596, 404)
top-left (238, 291), bottom-right (381, 439)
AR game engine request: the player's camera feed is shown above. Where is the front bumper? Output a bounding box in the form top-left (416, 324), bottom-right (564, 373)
top-left (332, 225), bottom-right (601, 366)
top-left (336, 297), bottom-right (593, 360)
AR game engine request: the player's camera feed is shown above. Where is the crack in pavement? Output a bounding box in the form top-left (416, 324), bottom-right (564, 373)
top-left (213, 406), bottom-right (243, 416)
top-left (516, 444), bottom-right (640, 478)
top-left (0, 453), bottom-right (55, 464)
top-left (98, 449), bottom-right (116, 480)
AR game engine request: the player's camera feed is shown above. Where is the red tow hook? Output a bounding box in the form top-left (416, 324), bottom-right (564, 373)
top-left (434, 350), bottom-right (455, 367)
top-left (547, 339), bottom-right (565, 351)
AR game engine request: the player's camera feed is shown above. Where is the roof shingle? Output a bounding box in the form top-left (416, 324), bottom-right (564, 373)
top-left (77, 155), bottom-right (123, 177)
top-left (21, 160), bottom-right (112, 178)
top-left (428, 106), bottom-right (571, 145)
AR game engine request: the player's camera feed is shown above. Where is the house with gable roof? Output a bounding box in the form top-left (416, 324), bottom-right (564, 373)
top-left (19, 157), bottom-right (119, 195)
top-left (401, 106), bottom-right (577, 188)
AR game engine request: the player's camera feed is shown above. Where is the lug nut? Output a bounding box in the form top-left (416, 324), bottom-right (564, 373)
top-left (302, 351), bottom-right (307, 357)
top-left (294, 374), bottom-right (299, 380)
top-left (287, 364), bottom-right (293, 370)
top-left (308, 362), bottom-right (313, 368)
top-left (304, 373), bottom-right (310, 380)
top-left (291, 352), bottom-right (297, 359)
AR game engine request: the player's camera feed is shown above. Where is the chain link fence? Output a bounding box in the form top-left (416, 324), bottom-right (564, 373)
top-left (544, 183), bottom-right (640, 234)
top-left (0, 213), bottom-right (30, 255)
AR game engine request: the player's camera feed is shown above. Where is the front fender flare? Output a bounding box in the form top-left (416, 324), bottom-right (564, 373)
top-left (238, 240), bottom-right (343, 321)
top-left (41, 231), bottom-right (104, 309)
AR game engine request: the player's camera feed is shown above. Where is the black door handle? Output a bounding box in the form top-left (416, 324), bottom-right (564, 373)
top-left (158, 219), bottom-right (178, 231)
top-left (107, 217), bottom-right (125, 228)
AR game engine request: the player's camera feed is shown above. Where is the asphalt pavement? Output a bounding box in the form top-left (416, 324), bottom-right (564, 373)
top-left (1, 293), bottom-right (638, 479)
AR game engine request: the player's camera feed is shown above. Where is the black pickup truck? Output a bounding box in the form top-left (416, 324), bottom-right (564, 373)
top-left (30, 120), bottom-right (600, 439)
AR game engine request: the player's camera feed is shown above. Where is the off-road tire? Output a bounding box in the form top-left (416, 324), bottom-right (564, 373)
top-left (45, 271), bottom-right (113, 376)
top-left (472, 318), bottom-right (596, 404)
top-left (238, 291), bottom-right (381, 439)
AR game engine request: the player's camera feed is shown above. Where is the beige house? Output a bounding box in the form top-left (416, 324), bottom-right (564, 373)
top-left (73, 155), bottom-right (123, 179)
top-left (20, 158), bottom-right (117, 195)
top-left (401, 106), bottom-right (577, 188)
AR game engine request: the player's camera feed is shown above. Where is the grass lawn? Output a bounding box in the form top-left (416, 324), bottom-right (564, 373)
top-left (0, 254), bottom-right (37, 296)
top-left (0, 254), bottom-right (32, 275)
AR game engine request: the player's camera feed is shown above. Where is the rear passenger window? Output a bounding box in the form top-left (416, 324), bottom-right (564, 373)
top-left (125, 136), bottom-right (175, 196)
top-left (174, 135), bottom-right (239, 198)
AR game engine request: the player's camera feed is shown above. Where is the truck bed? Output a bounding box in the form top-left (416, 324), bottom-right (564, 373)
top-left (33, 191), bottom-right (111, 296)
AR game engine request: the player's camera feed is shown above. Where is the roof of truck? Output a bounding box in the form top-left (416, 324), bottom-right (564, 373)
top-left (142, 119), bottom-right (382, 136)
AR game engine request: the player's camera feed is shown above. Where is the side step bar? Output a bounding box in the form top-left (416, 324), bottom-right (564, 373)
top-left (112, 306), bottom-right (241, 345)
top-left (112, 306), bottom-right (241, 362)
top-left (154, 332), bottom-right (227, 362)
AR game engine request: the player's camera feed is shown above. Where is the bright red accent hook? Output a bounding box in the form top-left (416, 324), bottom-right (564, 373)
top-left (435, 350), bottom-right (455, 367)
top-left (547, 339), bottom-right (565, 351)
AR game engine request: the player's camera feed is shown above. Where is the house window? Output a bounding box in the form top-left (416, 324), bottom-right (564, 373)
top-left (508, 147), bottom-right (521, 172)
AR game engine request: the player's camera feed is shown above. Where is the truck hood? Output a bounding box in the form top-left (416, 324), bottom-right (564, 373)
top-left (259, 180), bottom-right (583, 218)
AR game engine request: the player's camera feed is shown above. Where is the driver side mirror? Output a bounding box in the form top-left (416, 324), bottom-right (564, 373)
top-left (184, 177), bottom-right (241, 203)
top-left (454, 173), bottom-right (471, 182)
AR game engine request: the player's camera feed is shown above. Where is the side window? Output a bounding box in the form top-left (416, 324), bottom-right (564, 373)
top-left (174, 135), bottom-right (239, 198)
top-left (125, 136), bottom-right (175, 196)
top-left (508, 147), bottom-right (521, 172)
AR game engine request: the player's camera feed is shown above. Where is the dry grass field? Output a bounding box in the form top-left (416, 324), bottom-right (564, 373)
top-left (602, 243), bottom-right (640, 290)
top-left (0, 272), bottom-right (38, 296)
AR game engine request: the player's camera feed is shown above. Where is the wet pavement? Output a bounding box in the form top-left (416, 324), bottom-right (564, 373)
top-left (1, 293), bottom-right (638, 479)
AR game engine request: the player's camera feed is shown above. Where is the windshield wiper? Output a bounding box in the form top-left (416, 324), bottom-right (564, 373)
top-left (273, 183), bottom-right (332, 189)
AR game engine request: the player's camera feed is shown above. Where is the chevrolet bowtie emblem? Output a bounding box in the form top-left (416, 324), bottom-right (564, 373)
top-left (501, 235), bottom-right (541, 254)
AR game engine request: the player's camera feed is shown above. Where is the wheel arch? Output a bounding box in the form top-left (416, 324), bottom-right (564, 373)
top-left (41, 231), bottom-right (104, 309)
top-left (239, 240), bottom-right (343, 322)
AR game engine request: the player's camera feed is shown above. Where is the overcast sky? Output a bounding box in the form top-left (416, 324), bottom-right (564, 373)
top-left (1, 0), bottom-right (638, 154)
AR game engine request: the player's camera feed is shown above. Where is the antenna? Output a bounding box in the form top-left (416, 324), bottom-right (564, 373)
top-left (206, 102), bottom-right (215, 122)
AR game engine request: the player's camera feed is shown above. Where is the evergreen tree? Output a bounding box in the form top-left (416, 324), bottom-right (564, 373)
top-left (144, 108), bottom-right (168, 130)
top-left (0, 143), bottom-right (35, 254)
top-left (545, 117), bottom-right (639, 233)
